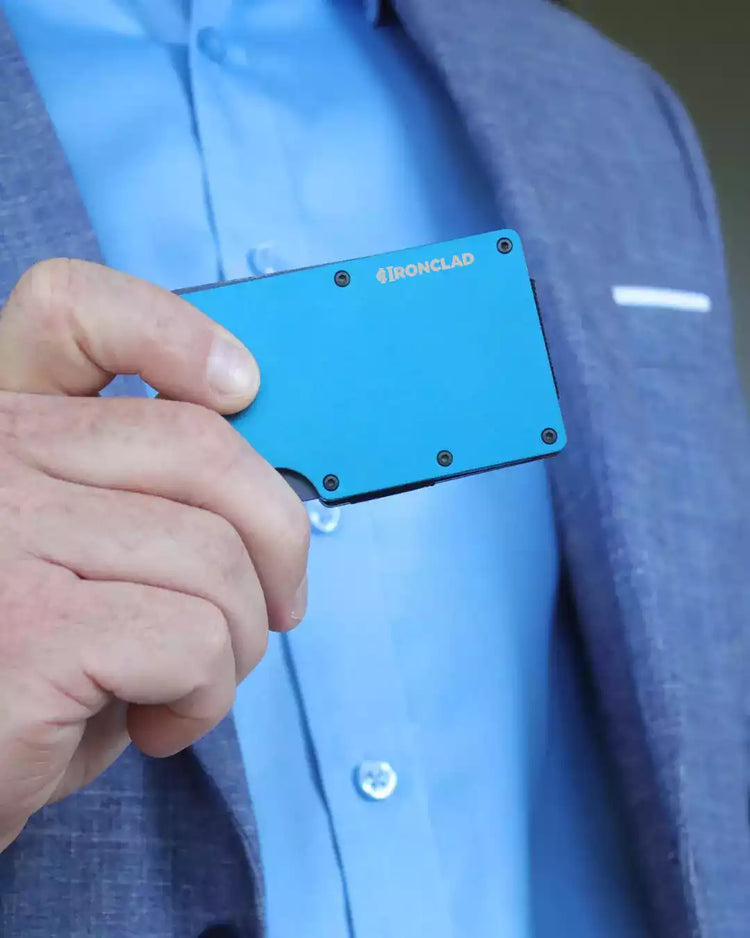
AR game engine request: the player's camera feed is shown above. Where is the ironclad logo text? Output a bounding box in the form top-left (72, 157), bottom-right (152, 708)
top-left (375, 252), bottom-right (474, 284)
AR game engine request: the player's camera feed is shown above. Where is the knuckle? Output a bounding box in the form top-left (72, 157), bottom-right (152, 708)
top-left (192, 605), bottom-right (232, 682)
top-left (14, 259), bottom-right (86, 334)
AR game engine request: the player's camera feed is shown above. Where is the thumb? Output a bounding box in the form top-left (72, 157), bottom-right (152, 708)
top-left (0, 259), bottom-right (259, 413)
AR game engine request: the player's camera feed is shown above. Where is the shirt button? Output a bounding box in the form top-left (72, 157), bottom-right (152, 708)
top-left (307, 502), bottom-right (341, 534)
top-left (246, 244), bottom-right (279, 276)
top-left (196, 27), bottom-right (227, 64)
top-left (356, 761), bottom-right (398, 801)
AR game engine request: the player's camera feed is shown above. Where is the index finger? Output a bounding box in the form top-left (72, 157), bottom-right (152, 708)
top-left (0, 259), bottom-right (259, 413)
top-left (6, 393), bottom-right (310, 633)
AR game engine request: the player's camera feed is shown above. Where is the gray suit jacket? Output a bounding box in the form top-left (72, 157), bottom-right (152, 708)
top-left (1, 2), bottom-right (749, 936)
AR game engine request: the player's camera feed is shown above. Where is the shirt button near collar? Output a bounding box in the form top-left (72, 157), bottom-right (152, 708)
top-left (246, 244), bottom-right (281, 277)
top-left (356, 761), bottom-right (398, 801)
top-left (196, 27), bottom-right (227, 65)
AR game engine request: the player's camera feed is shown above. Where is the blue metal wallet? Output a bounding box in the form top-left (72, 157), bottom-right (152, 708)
top-left (178, 229), bottom-right (566, 504)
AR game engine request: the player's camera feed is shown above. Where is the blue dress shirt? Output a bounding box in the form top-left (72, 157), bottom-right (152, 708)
top-left (4, 1), bottom-right (651, 935)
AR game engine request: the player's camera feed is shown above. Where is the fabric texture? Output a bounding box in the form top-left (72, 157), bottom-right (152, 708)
top-left (0, 13), bottom-right (101, 292)
top-left (1, 1), bottom-right (749, 936)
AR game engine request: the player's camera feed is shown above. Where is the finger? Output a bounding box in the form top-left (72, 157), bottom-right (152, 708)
top-left (73, 579), bottom-right (241, 757)
top-left (0, 574), bottom-right (241, 823)
top-left (24, 478), bottom-right (268, 679)
top-left (48, 701), bottom-right (131, 805)
top-left (6, 394), bottom-right (310, 632)
top-left (0, 258), bottom-right (259, 413)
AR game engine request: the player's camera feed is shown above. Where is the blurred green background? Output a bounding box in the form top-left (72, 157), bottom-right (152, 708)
top-left (575, 0), bottom-right (750, 395)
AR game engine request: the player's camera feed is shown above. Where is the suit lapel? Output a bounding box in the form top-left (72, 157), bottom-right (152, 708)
top-left (191, 718), bottom-right (265, 919)
top-left (0, 12), bottom-right (101, 301)
top-left (393, 1), bottom-right (750, 935)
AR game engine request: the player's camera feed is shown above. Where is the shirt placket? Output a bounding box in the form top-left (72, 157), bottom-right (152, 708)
top-left (185, 3), bottom-right (454, 934)
top-left (291, 502), bottom-right (454, 938)
top-left (187, 0), bottom-right (309, 281)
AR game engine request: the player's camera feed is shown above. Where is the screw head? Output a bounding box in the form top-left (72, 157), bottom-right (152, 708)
top-left (496, 237), bottom-right (513, 254)
top-left (541, 428), bottom-right (558, 445)
top-left (334, 270), bottom-right (350, 287)
top-left (437, 450), bottom-right (453, 467)
top-left (323, 474), bottom-right (340, 492)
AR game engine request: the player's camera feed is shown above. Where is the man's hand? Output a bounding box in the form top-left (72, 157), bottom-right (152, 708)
top-left (0, 259), bottom-right (310, 851)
